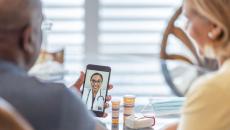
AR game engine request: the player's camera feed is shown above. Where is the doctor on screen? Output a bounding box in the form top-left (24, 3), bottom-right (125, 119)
top-left (82, 73), bottom-right (106, 111)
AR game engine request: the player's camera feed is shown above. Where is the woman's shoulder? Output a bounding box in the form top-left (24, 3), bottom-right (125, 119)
top-left (187, 70), bottom-right (230, 98)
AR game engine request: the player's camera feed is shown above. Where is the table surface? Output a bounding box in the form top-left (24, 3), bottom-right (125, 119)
top-left (96, 96), bottom-right (181, 130)
top-left (98, 113), bottom-right (179, 130)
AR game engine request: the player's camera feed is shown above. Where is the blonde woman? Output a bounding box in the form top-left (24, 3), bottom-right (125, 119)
top-left (163, 0), bottom-right (230, 130)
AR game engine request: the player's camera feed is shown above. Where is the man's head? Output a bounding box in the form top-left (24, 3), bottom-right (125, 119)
top-left (0, 0), bottom-right (43, 71)
top-left (90, 73), bottom-right (103, 90)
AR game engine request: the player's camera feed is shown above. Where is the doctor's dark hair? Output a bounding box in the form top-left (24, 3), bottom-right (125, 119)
top-left (90, 73), bottom-right (103, 82)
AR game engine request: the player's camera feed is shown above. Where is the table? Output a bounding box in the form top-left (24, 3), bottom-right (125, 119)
top-left (97, 96), bottom-right (181, 130)
top-left (98, 113), bottom-right (179, 130)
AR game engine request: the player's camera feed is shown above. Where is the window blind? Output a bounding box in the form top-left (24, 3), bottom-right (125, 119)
top-left (41, 0), bottom-right (183, 97)
top-left (98, 0), bottom-right (182, 97)
top-left (42, 0), bottom-right (85, 63)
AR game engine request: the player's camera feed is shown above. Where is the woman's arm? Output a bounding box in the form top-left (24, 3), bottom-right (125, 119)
top-left (161, 122), bottom-right (178, 130)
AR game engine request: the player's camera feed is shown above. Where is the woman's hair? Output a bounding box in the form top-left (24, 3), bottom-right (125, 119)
top-left (187, 0), bottom-right (230, 58)
top-left (90, 73), bottom-right (103, 82)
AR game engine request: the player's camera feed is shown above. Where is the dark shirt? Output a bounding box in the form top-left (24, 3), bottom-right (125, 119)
top-left (0, 60), bottom-right (95, 130)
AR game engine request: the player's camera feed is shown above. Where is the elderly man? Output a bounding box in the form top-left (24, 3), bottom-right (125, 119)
top-left (0, 0), bottom-right (109, 130)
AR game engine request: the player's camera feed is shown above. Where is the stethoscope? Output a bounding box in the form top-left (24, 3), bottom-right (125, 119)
top-left (86, 89), bottom-right (104, 109)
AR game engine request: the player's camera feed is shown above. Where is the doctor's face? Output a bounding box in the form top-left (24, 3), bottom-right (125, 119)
top-left (90, 75), bottom-right (103, 90)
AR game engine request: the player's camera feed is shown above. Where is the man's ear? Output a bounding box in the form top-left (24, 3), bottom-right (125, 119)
top-left (21, 26), bottom-right (35, 55)
top-left (208, 25), bottom-right (222, 40)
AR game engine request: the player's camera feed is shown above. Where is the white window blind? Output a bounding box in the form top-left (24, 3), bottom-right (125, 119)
top-left (99, 0), bottom-right (182, 55)
top-left (42, 0), bottom-right (85, 63)
top-left (98, 0), bottom-right (182, 97)
top-left (41, 0), bottom-right (183, 97)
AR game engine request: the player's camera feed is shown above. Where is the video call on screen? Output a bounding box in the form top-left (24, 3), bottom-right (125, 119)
top-left (82, 70), bottom-right (109, 112)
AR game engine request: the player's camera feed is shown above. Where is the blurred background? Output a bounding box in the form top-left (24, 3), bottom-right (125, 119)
top-left (39, 0), bottom-right (185, 98)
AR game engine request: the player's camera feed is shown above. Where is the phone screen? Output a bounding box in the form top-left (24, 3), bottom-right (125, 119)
top-left (82, 69), bottom-right (110, 112)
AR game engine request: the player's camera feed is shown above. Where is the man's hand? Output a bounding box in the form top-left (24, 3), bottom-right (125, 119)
top-left (73, 71), bottom-right (85, 91)
top-left (73, 71), bottom-right (113, 117)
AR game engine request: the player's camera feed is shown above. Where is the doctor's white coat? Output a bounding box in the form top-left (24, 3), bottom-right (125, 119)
top-left (82, 87), bottom-right (106, 111)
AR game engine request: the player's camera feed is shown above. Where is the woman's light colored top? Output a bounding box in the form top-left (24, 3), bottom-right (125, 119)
top-left (178, 59), bottom-right (230, 130)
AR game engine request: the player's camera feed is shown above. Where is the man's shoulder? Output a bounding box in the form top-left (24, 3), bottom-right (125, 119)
top-left (0, 74), bottom-right (96, 130)
top-left (0, 73), bottom-right (70, 98)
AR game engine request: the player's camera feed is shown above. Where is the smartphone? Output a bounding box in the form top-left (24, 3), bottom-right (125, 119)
top-left (81, 64), bottom-right (111, 117)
